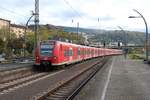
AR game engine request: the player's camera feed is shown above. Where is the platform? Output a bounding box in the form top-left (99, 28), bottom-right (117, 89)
top-left (74, 56), bottom-right (150, 100)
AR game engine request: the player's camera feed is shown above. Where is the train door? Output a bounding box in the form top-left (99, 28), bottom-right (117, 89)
top-left (63, 45), bottom-right (68, 63)
top-left (59, 44), bottom-right (63, 63)
top-left (78, 48), bottom-right (81, 61)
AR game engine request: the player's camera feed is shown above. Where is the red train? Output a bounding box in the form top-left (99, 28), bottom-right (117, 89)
top-left (35, 40), bottom-right (122, 67)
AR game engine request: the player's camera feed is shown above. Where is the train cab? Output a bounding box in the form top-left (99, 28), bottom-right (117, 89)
top-left (35, 40), bottom-right (58, 66)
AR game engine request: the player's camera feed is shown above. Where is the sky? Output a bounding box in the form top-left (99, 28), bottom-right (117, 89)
top-left (0, 0), bottom-right (150, 32)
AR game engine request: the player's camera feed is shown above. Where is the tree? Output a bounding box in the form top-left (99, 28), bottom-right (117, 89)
top-left (0, 39), bottom-right (4, 54)
top-left (26, 32), bottom-right (34, 54)
top-left (0, 27), bottom-right (10, 56)
top-left (39, 26), bottom-right (50, 40)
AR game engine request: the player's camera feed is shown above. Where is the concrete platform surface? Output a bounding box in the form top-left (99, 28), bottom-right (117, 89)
top-left (74, 56), bottom-right (150, 100)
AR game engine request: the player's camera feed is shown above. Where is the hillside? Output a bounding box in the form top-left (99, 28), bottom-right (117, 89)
top-left (61, 26), bottom-right (145, 45)
top-left (29, 24), bottom-right (145, 45)
top-left (87, 30), bottom-right (145, 45)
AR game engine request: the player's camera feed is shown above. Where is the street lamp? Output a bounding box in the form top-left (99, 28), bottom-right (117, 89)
top-left (98, 18), bottom-right (105, 47)
top-left (118, 26), bottom-right (127, 47)
top-left (128, 9), bottom-right (149, 62)
top-left (23, 11), bottom-right (34, 58)
top-left (69, 19), bottom-right (74, 43)
top-left (77, 22), bottom-right (79, 44)
top-left (118, 26), bottom-right (128, 59)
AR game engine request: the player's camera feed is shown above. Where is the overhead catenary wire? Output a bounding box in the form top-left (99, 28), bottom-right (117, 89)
top-left (0, 6), bottom-right (29, 21)
top-left (62, 0), bottom-right (86, 21)
top-left (0, 6), bottom-right (27, 17)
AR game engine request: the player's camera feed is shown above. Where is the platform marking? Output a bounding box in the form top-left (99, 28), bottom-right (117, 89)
top-left (101, 57), bottom-right (115, 100)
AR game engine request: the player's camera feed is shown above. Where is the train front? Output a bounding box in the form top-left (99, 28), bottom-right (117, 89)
top-left (35, 41), bottom-right (57, 67)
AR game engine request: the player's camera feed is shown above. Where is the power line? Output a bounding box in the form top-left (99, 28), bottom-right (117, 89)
top-left (0, 6), bottom-right (28, 20)
top-left (0, 6), bottom-right (27, 17)
top-left (63, 0), bottom-right (86, 21)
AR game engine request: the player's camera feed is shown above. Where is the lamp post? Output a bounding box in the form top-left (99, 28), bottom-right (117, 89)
top-left (128, 9), bottom-right (149, 62)
top-left (118, 26), bottom-right (128, 59)
top-left (69, 19), bottom-right (74, 43)
top-left (77, 22), bottom-right (79, 44)
top-left (118, 26), bottom-right (127, 47)
top-left (23, 12), bottom-right (34, 58)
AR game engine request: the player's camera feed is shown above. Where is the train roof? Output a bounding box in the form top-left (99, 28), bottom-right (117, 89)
top-left (41, 40), bottom-right (88, 47)
top-left (40, 40), bottom-right (122, 51)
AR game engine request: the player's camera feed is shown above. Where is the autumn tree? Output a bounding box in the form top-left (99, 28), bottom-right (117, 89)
top-left (26, 32), bottom-right (34, 54)
top-left (0, 39), bottom-right (4, 54)
top-left (0, 27), bottom-right (11, 57)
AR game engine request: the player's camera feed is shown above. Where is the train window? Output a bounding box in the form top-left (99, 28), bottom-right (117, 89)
top-left (68, 50), bottom-right (70, 56)
top-left (86, 50), bottom-right (88, 55)
top-left (82, 49), bottom-right (84, 55)
top-left (88, 50), bottom-right (90, 55)
top-left (69, 48), bottom-right (73, 56)
top-left (83, 50), bottom-right (85, 55)
top-left (64, 48), bottom-right (74, 57)
top-left (41, 44), bottom-right (53, 49)
top-left (86, 50), bottom-right (87, 55)
top-left (40, 44), bottom-right (54, 56)
top-left (92, 50), bottom-right (94, 54)
top-left (81, 49), bottom-right (83, 55)
top-left (64, 49), bottom-right (70, 57)
top-left (72, 51), bottom-right (73, 56)
top-left (64, 50), bottom-right (67, 56)
top-left (60, 44), bottom-right (63, 50)
top-left (84, 49), bottom-right (86, 55)
top-left (78, 48), bottom-right (81, 55)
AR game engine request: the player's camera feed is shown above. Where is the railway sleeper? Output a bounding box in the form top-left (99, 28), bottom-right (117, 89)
top-left (50, 94), bottom-right (68, 97)
top-left (46, 95), bottom-right (67, 99)
top-left (46, 96), bottom-right (64, 100)
top-left (54, 90), bottom-right (70, 94)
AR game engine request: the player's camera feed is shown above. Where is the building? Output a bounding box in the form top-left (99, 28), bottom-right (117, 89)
top-left (0, 18), bottom-right (10, 29)
top-left (10, 24), bottom-right (33, 38)
top-left (0, 18), bottom-right (31, 38)
top-left (0, 18), bottom-right (11, 41)
top-left (10, 24), bottom-right (26, 37)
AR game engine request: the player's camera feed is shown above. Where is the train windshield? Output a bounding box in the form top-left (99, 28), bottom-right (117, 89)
top-left (40, 44), bottom-right (54, 56)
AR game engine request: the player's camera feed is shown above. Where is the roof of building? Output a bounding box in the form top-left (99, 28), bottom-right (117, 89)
top-left (10, 24), bottom-right (26, 29)
top-left (0, 18), bottom-right (10, 22)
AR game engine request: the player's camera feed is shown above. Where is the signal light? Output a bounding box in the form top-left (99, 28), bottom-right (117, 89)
top-left (36, 56), bottom-right (39, 60)
top-left (53, 56), bottom-right (57, 60)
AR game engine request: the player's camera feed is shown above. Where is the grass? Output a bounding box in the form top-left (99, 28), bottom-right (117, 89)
top-left (128, 53), bottom-right (144, 59)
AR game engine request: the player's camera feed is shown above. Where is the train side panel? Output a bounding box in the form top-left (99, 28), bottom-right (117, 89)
top-left (35, 40), bottom-right (122, 67)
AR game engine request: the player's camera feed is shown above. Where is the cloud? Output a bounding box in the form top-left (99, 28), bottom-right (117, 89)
top-left (0, 0), bottom-right (150, 32)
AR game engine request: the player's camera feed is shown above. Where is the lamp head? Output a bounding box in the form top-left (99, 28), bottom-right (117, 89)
top-left (128, 16), bottom-right (141, 18)
top-left (128, 16), bottom-right (136, 18)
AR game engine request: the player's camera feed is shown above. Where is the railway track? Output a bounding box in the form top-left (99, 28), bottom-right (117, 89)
top-left (0, 73), bottom-right (48, 93)
top-left (0, 64), bottom-right (67, 95)
top-left (0, 57), bottom-right (110, 100)
top-left (0, 66), bottom-right (35, 84)
top-left (0, 72), bottom-right (49, 94)
top-left (35, 57), bottom-right (109, 100)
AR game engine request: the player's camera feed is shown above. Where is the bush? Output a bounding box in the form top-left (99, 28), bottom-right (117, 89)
top-left (129, 54), bottom-right (143, 59)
